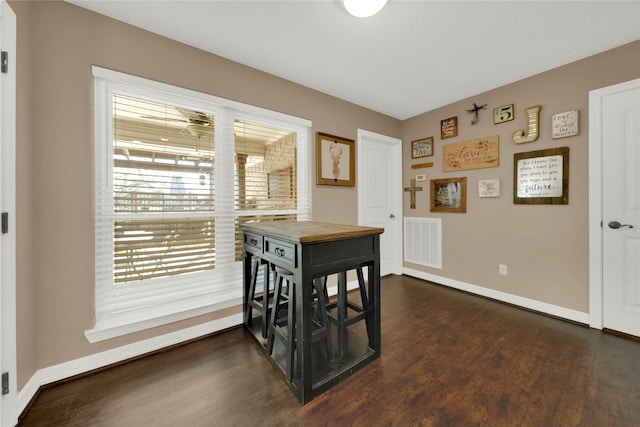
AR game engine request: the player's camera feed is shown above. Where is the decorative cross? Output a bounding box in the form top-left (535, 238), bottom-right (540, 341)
top-left (404, 179), bottom-right (423, 209)
top-left (466, 102), bottom-right (488, 125)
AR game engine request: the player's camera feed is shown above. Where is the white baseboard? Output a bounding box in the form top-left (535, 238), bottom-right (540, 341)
top-left (16, 277), bottom-right (364, 418)
top-left (17, 312), bottom-right (243, 417)
top-left (18, 273), bottom-right (582, 418)
top-left (16, 273), bottom-right (588, 418)
top-left (402, 268), bottom-right (590, 325)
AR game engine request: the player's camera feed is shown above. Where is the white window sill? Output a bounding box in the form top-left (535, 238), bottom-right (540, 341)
top-left (85, 291), bottom-right (243, 343)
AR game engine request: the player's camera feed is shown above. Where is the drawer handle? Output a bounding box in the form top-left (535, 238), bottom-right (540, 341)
top-left (274, 247), bottom-right (286, 257)
top-left (249, 238), bottom-right (258, 246)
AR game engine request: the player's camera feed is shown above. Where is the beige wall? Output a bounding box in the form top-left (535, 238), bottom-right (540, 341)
top-left (11, 0), bottom-right (640, 392)
top-left (12, 0), bottom-right (400, 389)
top-left (402, 41), bottom-right (640, 313)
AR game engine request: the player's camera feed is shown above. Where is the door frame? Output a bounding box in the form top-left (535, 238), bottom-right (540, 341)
top-left (588, 78), bottom-right (640, 330)
top-left (356, 128), bottom-right (403, 275)
top-left (0, 0), bottom-right (17, 425)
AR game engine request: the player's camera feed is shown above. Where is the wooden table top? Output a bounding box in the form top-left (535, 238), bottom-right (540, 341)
top-left (240, 221), bottom-right (384, 244)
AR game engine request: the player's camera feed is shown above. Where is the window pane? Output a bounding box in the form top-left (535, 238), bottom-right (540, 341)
top-left (234, 120), bottom-right (297, 211)
top-left (114, 167), bottom-right (213, 213)
top-left (113, 95), bottom-right (215, 213)
top-left (115, 218), bottom-right (215, 284)
top-left (112, 94), bottom-right (216, 284)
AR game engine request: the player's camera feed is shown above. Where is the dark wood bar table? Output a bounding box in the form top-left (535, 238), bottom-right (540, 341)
top-left (241, 221), bottom-right (384, 404)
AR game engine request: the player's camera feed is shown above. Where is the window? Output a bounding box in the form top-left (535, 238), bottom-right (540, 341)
top-left (112, 94), bottom-right (216, 284)
top-left (88, 67), bottom-right (310, 342)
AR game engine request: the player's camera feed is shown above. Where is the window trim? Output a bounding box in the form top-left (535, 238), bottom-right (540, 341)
top-left (86, 66), bottom-right (311, 343)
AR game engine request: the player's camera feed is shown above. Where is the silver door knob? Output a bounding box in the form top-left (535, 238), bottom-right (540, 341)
top-left (608, 221), bottom-right (634, 229)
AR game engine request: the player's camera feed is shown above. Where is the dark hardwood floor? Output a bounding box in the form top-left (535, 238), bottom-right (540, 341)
top-left (19, 275), bottom-right (640, 426)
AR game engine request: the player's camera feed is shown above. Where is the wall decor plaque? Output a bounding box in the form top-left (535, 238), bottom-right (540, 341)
top-left (493, 104), bottom-right (514, 124)
top-left (431, 177), bottom-right (467, 213)
top-left (440, 116), bottom-right (458, 139)
top-left (513, 146), bottom-right (569, 204)
top-left (443, 135), bottom-right (499, 172)
top-left (411, 136), bottom-right (434, 158)
top-left (411, 162), bottom-right (434, 169)
top-left (479, 179), bottom-right (500, 198)
top-left (512, 105), bottom-right (541, 144)
top-left (552, 110), bottom-right (579, 139)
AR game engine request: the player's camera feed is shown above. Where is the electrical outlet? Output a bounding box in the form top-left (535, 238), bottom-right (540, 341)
top-left (499, 264), bottom-right (508, 276)
top-left (415, 174), bottom-right (427, 182)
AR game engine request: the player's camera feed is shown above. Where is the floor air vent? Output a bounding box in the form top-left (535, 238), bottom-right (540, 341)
top-left (404, 217), bottom-right (442, 269)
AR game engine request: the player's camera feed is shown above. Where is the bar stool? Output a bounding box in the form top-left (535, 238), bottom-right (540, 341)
top-left (325, 267), bottom-right (369, 358)
top-left (245, 257), bottom-right (273, 340)
top-left (267, 267), bottom-right (333, 381)
top-left (311, 277), bottom-right (334, 362)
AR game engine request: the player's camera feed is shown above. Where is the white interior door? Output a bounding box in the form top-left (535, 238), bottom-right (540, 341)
top-left (598, 79), bottom-right (640, 337)
top-left (357, 129), bottom-right (402, 276)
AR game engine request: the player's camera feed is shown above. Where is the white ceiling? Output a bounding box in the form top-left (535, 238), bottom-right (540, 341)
top-left (67, 0), bottom-right (640, 120)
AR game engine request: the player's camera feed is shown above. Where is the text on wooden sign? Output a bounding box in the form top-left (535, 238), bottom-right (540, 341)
top-left (443, 135), bottom-right (499, 172)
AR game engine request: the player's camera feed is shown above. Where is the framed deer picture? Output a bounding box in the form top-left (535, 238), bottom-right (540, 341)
top-left (316, 132), bottom-right (355, 186)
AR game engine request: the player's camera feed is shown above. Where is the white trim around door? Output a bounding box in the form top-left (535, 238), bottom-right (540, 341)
top-left (0, 1), bottom-right (17, 425)
top-left (588, 78), bottom-right (640, 331)
top-left (356, 129), bottom-right (403, 276)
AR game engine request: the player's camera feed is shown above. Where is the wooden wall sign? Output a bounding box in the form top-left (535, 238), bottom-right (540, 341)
top-left (411, 162), bottom-right (433, 169)
top-left (411, 137), bottom-right (434, 158)
top-left (443, 135), bottom-right (499, 172)
top-left (440, 116), bottom-right (458, 139)
top-left (513, 146), bottom-right (569, 205)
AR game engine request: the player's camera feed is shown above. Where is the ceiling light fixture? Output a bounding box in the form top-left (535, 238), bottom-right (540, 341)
top-left (343, 0), bottom-right (388, 18)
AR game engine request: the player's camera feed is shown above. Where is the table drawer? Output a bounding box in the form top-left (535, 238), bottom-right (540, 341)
top-left (264, 237), bottom-right (296, 269)
top-left (244, 232), bottom-right (263, 251)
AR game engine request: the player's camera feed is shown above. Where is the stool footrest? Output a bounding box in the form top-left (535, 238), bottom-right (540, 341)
top-left (326, 301), bottom-right (364, 312)
top-left (327, 311), bottom-right (366, 327)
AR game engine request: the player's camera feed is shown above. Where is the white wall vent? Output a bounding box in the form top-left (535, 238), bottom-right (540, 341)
top-left (404, 217), bottom-right (442, 269)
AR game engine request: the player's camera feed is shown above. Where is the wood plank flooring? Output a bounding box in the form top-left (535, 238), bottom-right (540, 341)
top-left (19, 275), bottom-right (640, 426)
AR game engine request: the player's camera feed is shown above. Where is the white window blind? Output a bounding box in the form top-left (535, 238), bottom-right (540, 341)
top-left (112, 94), bottom-right (216, 283)
top-left (234, 119), bottom-right (300, 260)
top-left (90, 67), bottom-right (311, 340)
